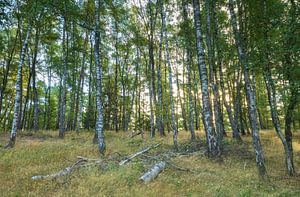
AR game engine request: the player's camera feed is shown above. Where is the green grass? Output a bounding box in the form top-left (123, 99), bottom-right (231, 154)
top-left (0, 130), bottom-right (299, 197)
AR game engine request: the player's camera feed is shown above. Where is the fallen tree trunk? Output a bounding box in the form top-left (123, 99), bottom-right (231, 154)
top-left (119, 143), bottom-right (160, 166)
top-left (32, 166), bottom-right (73, 181)
top-left (31, 158), bottom-right (87, 181)
top-left (139, 161), bottom-right (166, 183)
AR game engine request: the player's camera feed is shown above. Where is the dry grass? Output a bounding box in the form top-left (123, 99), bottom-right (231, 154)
top-left (0, 130), bottom-right (300, 197)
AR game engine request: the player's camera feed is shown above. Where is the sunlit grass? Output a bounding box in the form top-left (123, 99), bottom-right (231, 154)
top-left (0, 130), bottom-right (299, 196)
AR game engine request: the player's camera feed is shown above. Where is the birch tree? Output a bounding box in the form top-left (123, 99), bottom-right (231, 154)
top-left (228, 0), bottom-right (266, 177)
top-left (160, 0), bottom-right (178, 150)
top-left (204, 0), bottom-right (226, 143)
top-left (59, 15), bottom-right (68, 139)
top-left (5, 27), bottom-right (30, 148)
top-left (94, 0), bottom-right (105, 154)
top-left (192, 0), bottom-right (219, 157)
top-left (181, 0), bottom-right (195, 140)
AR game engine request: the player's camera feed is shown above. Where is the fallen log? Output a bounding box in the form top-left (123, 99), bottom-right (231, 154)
top-left (139, 161), bottom-right (166, 183)
top-left (32, 166), bottom-right (73, 181)
top-left (31, 158), bottom-right (86, 181)
top-left (119, 143), bottom-right (160, 166)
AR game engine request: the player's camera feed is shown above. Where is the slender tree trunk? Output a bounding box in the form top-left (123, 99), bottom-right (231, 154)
top-left (59, 16), bottom-right (68, 138)
top-left (94, 0), bottom-right (105, 154)
top-left (284, 84), bottom-right (297, 174)
top-left (192, 0), bottom-right (219, 157)
top-left (219, 63), bottom-right (242, 142)
top-left (251, 70), bottom-right (266, 130)
top-left (234, 73), bottom-right (246, 135)
top-left (124, 55), bottom-right (139, 132)
top-left (67, 34), bottom-right (77, 131)
top-left (164, 53), bottom-right (170, 134)
top-left (232, 70), bottom-right (243, 140)
top-left (182, 0), bottom-right (195, 140)
top-left (44, 66), bottom-right (52, 130)
top-left (46, 66), bottom-right (51, 130)
top-left (239, 102), bottom-right (246, 135)
top-left (205, 0), bottom-right (225, 144)
top-left (4, 104), bottom-right (13, 133)
top-left (32, 28), bottom-right (40, 132)
top-left (0, 28), bottom-right (19, 115)
top-left (0, 94), bottom-right (12, 125)
top-left (120, 48), bottom-right (129, 131)
top-left (157, 2), bottom-right (165, 136)
top-left (257, 108), bottom-right (266, 129)
top-left (148, 0), bottom-right (155, 138)
top-left (17, 22), bottom-right (23, 130)
top-left (229, 0), bottom-right (266, 177)
top-left (56, 80), bottom-right (61, 130)
top-left (193, 70), bottom-right (199, 131)
top-left (113, 21), bottom-right (119, 132)
top-left (138, 65), bottom-right (142, 134)
top-left (85, 36), bottom-right (93, 130)
top-left (5, 27), bottom-right (30, 148)
top-left (76, 32), bottom-right (88, 132)
top-left (176, 64), bottom-right (187, 131)
top-left (21, 57), bottom-right (32, 130)
top-left (283, 0), bottom-right (298, 176)
top-left (17, 67), bottom-right (23, 130)
top-left (161, 0), bottom-right (177, 150)
top-left (263, 64), bottom-right (295, 175)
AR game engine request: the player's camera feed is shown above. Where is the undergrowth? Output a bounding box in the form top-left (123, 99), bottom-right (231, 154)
top-left (0, 130), bottom-right (299, 197)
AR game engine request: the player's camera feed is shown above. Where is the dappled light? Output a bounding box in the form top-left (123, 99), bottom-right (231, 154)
top-left (0, 0), bottom-right (299, 196)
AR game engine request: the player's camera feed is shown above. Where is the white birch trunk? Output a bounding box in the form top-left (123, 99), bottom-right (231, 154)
top-left (94, 0), bottom-right (105, 154)
top-left (228, 0), bottom-right (266, 176)
top-left (192, 0), bottom-right (219, 157)
top-left (6, 28), bottom-right (30, 147)
top-left (139, 161), bottom-right (166, 183)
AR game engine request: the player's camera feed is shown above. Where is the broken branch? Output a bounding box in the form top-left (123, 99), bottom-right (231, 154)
top-left (119, 143), bottom-right (160, 166)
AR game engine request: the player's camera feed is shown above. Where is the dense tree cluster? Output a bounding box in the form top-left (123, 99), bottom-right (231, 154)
top-left (0, 0), bottom-right (299, 177)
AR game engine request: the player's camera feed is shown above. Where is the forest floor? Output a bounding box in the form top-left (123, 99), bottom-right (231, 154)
top-left (0, 130), bottom-right (300, 197)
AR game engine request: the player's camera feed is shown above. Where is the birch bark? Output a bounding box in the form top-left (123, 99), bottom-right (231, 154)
top-left (6, 27), bottom-right (30, 148)
top-left (94, 0), bottom-right (105, 154)
top-left (228, 0), bottom-right (266, 176)
top-left (192, 0), bottom-right (219, 157)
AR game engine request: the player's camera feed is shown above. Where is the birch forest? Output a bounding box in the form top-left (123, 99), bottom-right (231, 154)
top-left (0, 0), bottom-right (299, 196)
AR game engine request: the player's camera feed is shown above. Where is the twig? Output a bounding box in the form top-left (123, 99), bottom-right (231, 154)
top-left (119, 143), bottom-right (160, 166)
top-left (77, 156), bottom-right (100, 162)
top-left (131, 131), bottom-right (142, 138)
top-left (166, 161), bottom-right (196, 173)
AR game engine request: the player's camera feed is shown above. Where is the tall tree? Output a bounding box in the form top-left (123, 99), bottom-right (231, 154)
top-left (181, 0), bottom-right (195, 140)
top-left (147, 0), bottom-right (156, 138)
top-left (282, 0), bottom-right (299, 176)
top-left (192, 0), bottom-right (219, 157)
top-left (228, 0), bottom-right (266, 177)
top-left (205, 0), bottom-right (226, 143)
top-left (161, 0), bottom-right (177, 150)
top-left (59, 15), bottom-right (68, 138)
top-left (94, 0), bottom-right (105, 154)
top-left (157, 0), bottom-right (165, 136)
top-left (32, 27), bottom-right (40, 132)
top-left (5, 27), bottom-right (30, 148)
